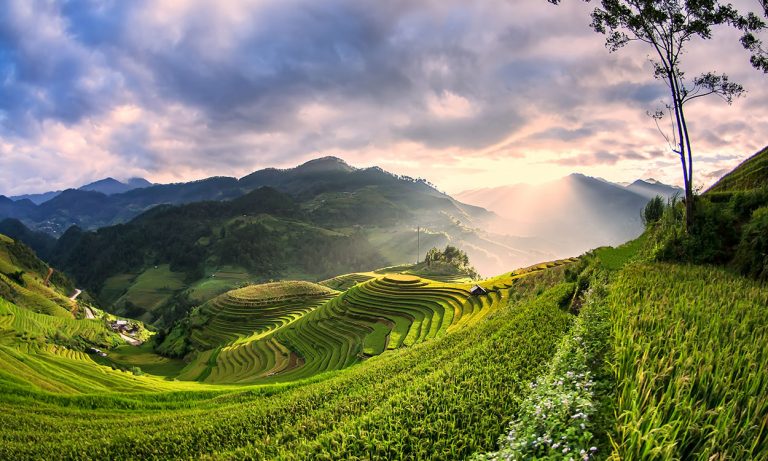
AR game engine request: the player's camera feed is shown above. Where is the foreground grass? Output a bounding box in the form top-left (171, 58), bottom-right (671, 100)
top-left (0, 269), bottom-right (574, 460)
top-left (609, 263), bottom-right (768, 460)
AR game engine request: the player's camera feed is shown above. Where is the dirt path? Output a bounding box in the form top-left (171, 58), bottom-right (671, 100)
top-left (120, 333), bottom-right (142, 346)
top-left (69, 289), bottom-right (82, 301)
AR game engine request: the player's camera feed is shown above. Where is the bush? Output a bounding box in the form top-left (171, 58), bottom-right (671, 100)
top-left (643, 196), bottom-right (665, 225)
top-left (7, 270), bottom-right (25, 286)
top-left (733, 206), bottom-right (768, 280)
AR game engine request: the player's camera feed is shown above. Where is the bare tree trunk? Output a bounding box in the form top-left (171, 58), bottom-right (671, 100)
top-left (677, 99), bottom-right (695, 231)
top-left (670, 70), bottom-right (695, 232)
top-left (667, 71), bottom-right (692, 231)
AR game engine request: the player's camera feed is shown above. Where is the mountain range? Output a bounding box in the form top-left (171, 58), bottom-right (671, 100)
top-left (456, 174), bottom-right (682, 256)
top-left (1, 158), bottom-right (682, 284)
top-left (9, 177), bottom-right (153, 205)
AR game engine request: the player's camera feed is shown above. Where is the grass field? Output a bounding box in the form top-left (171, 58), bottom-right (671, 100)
top-left (186, 266), bottom-right (254, 303)
top-left (99, 273), bottom-right (138, 305)
top-left (707, 145), bottom-right (767, 193)
top-left (112, 265), bottom-right (186, 321)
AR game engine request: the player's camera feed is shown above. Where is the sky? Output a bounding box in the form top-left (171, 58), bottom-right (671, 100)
top-left (0, 0), bottom-right (766, 196)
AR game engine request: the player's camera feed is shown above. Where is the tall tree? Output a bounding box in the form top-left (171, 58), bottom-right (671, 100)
top-left (549, 0), bottom-right (766, 230)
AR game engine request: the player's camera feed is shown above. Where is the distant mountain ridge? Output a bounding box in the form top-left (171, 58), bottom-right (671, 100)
top-left (0, 158), bottom-right (476, 236)
top-left (456, 173), bottom-right (682, 257)
top-left (79, 177), bottom-right (153, 195)
top-left (10, 177), bottom-right (153, 205)
top-left (625, 178), bottom-right (682, 200)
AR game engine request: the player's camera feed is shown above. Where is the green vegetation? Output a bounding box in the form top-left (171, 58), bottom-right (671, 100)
top-left (642, 195), bottom-right (665, 225)
top-left (609, 263), bottom-right (768, 459)
top-left (474, 280), bottom-right (611, 460)
top-left (707, 145), bottom-right (768, 193)
top-left (111, 265), bottom-right (186, 322)
top-left (159, 260), bottom-right (574, 385)
top-left (319, 272), bottom-right (376, 291)
top-left (0, 263), bottom-right (576, 460)
top-left (0, 236), bottom-right (76, 318)
top-left (734, 206), bottom-right (768, 280)
top-left (186, 266), bottom-right (253, 302)
top-left (187, 281), bottom-right (338, 350)
top-left (3, 150), bottom-right (768, 459)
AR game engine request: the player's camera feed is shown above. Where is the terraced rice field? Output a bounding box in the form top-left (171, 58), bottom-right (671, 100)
top-left (319, 272), bottom-right (376, 291)
top-left (0, 262), bottom-right (576, 460)
top-left (184, 259), bottom-right (576, 384)
top-left (189, 281), bottom-right (339, 350)
top-left (0, 299), bottom-right (117, 348)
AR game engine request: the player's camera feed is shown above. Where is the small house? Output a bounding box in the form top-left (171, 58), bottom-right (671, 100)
top-left (470, 285), bottom-right (488, 296)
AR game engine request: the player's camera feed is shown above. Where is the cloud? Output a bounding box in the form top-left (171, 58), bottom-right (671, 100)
top-left (0, 0), bottom-right (766, 195)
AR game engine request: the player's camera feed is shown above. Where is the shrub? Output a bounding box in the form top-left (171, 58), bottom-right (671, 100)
top-left (643, 195), bottom-right (665, 225)
top-left (7, 270), bottom-right (25, 286)
top-left (733, 206), bottom-right (768, 280)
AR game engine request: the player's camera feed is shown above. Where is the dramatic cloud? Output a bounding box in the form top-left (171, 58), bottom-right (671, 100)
top-left (0, 0), bottom-right (766, 195)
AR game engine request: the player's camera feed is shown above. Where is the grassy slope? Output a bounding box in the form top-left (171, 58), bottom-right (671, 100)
top-left (0, 265), bottom-right (575, 460)
top-left (707, 145), bottom-right (768, 193)
top-left (0, 235), bottom-right (75, 318)
top-left (168, 259), bottom-right (575, 385)
top-left (111, 265), bottom-right (186, 322)
top-left (608, 263), bottom-right (768, 460)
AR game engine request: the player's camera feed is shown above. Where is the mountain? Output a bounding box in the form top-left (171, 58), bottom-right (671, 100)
top-left (625, 178), bottom-right (683, 200)
top-left (37, 160), bottom-right (529, 325)
top-left (0, 218), bottom-right (57, 260)
top-left (9, 177), bottom-right (153, 206)
top-left (79, 177), bottom-right (153, 195)
top-left (1, 158), bottom-right (488, 235)
top-left (0, 196), bottom-right (36, 223)
top-left (9, 190), bottom-right (62, 205)
top-left (456, 173), bottom-right (680, 257)
top-left (4, 157), bottom-right (532, 277)
top-left (1, 151), bottom-right (766, 460)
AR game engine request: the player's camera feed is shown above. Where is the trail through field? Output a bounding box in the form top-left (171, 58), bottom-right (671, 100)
top-left (120, 333), bottom-right (142, 346)
top-left (69, 289), bottom-right (82, 301)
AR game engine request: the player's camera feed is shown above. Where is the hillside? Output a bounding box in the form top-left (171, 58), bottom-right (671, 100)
top-left (0, 234), bottom-right (77, 318)
top-left (5, 161), bottom-right (550, 326)
top-left (707, 145), bottom-right (768, 193)
top-left (0, 157), bottom-right (488, 236)
top-left (0, 254), bottom-right (584, 460)
top-left (1, 164), bottom-right (767, 460)
top-left (155, 258), bottom-right (574, 383)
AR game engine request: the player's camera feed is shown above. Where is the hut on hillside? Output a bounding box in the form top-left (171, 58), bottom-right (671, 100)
top-left (470, 285), bottom-right (488, 296)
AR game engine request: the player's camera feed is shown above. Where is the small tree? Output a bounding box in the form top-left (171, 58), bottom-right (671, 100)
top-left (549, 0), bottom-right (766, 230)
top-left (643, 195), bottom-right (665, 225)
